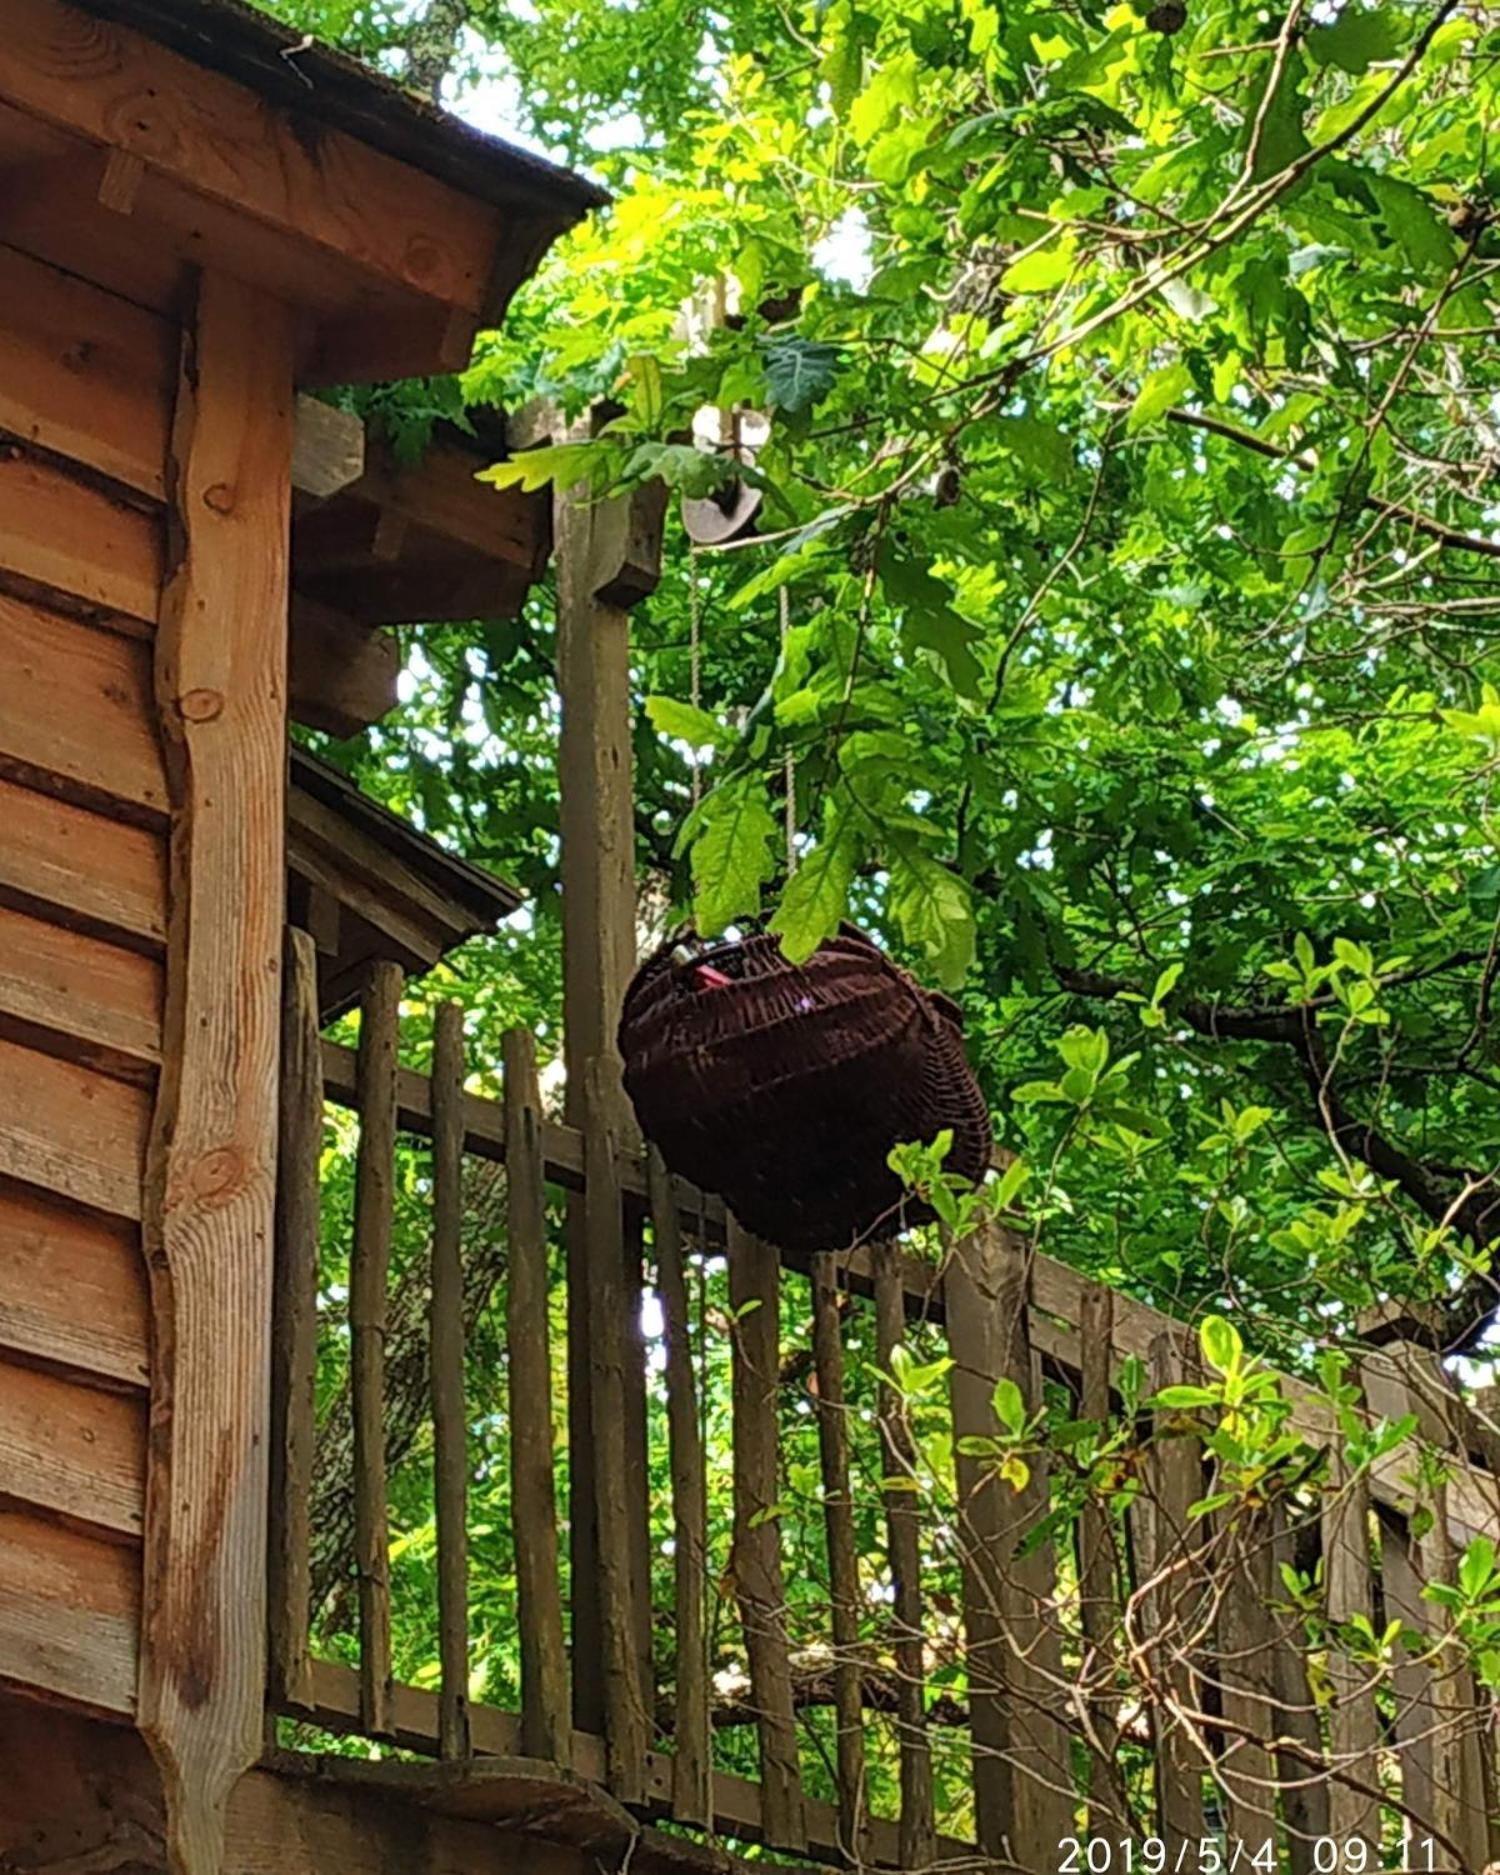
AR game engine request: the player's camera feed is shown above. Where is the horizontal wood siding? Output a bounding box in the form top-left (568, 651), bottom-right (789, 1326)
top-left (0, 1505), bottom-right (139, 1714)
top-left (0, 243), bottom-right (174, 500)
top-left (0, 1355), bottom-right (145, 1536)
top-left (0, 1182), bottom-right (149, 1388)
top-left (0, 273), bottom-right (172, 1719)
top-left (0, 594), bottom-right (167, 821)
top-left (0, 447), bottom-right (162, 629)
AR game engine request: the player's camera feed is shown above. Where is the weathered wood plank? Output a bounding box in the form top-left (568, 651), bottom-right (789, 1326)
top-left (0, 1353), bottom-right (145, 1536)
top-left (268, 928), bottom-right (322, 1714)
top-left (138, 273), bottom-right (294, 1875)
top-left (651, 1145), bottom-right (710, 1828)
top-left (0, 0), bottom-right (501, 315)
top-left (1076, 1283), bottom-right (1128, 1836)
top-left (0, 775), bottom-right (166, 951)
top-left (581, 1058), bottom-right (650, 1802)
top-left (0, 445), bottom-right (162, 628)
top-left (1267, 1502), bottom-right (1329, 1875)
top-left (0, 1180), bottom-right (148, 1388)
top-left (430, 1001), bottom-right (471, 1762)
top-left (0, 899), bottom-right (161, 1081)
top-left (0, 1032), bottom-right (149, 1219)
top-left (0, 240), bottom-right (174, 498)
top-left (728, 1216), bottom-right (806, 1852)
top-left (0, 592), bottom-right (167, 821)
top-left (809, 1251), bottom-right (870, 1868)
top-left (943, 1222), bottom-right (1073, 1869)
top-left (0, 1504), bottom-right (139, 1714)
top-left (287, 597), bottom-right (399, 740)
top-left (1215, 1509), bottom-right (1281, 1859)
top-left (1142, 1330), bottom-right (1207, 1848)
top-left (1323, 1461), bottom-right (1381, 1854)
top-left (503, 1027), bottom-right (570, 1767)
top-left (350, 959), bottom-right (402, 1741)
top-left (873, 1240), bottom-right (934, 1869)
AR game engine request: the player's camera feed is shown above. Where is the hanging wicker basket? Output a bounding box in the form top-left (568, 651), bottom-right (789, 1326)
top-left (618, 927), bottom-right (991, 1253)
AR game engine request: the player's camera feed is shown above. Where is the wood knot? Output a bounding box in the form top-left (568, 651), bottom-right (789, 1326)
top-left (180, 688), bottom-right (223, 723)
top-left (202, 481), bottom-right (236, 514)
top-left (187, 1145), bottom-right (250, 1208)
top-left (403, 234), bottom-right (443, 285)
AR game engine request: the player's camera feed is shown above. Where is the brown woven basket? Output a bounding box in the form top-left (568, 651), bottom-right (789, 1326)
top-left (618, 928), bottom-right (991, 1253)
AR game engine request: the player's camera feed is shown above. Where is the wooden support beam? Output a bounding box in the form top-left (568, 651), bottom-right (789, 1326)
top-left (430, 1002), bottom-right (471, 1763)
top-left (290, 397), bottom-right (365, 503)
top-left (140, 270), bottom-right (295, 1875)
top-left (287, 597), bottom-right (399, 739)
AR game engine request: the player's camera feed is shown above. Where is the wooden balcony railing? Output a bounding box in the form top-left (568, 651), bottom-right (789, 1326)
top-left (268, 929), bottom-right (1500, 1872)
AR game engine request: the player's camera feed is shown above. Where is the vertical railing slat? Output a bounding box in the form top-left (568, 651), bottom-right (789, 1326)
top-left (1215, 1508), bottom-right (1279, 1860)
top-left (430, 1001), bottom-right (470, 1761)
top-left (582, 1058), bottom-right (650, 1800)
top-left (1323, 1459), bottom-right (1382, 1855)
top-left (1076, 1282), bottom-right (1129, 1836)
top-left (268, 925), bottom-right (322, 1715)
top-left (504, 1027), bottom-right (571, 1765)
top-left (350, 958), bottom-right (402, 1738)
top-left (945, 1222), bottom-right (1073, 1869)
top-left (728, 1215), bottom-right (807, 1852)
top-left (1142, 1329), bottom-right (1206, 1847)
top-left (873, 1241), bottom-right (935, 1869)
top-left (810, 1250), bottom-right (871, 1867)
top-left (1269, 1501), bottom-right (1329, 1875)
top-left (650, 1149), bottom-right (711, 1827)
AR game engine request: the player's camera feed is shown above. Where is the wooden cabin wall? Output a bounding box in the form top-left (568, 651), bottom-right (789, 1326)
top-left (0, 240), bottom-right (172, 1718)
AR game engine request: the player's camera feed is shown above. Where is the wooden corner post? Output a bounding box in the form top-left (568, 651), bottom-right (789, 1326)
top-left (549, 409), bottom-right (666, 1733)
top-left (141, 271), bottom-right (296, 1875)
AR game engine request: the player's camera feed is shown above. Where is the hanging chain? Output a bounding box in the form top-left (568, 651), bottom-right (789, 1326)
top-left (689, 546), bottom-right (703, 811)
top-left (779, 583), bottom-right (798, 874)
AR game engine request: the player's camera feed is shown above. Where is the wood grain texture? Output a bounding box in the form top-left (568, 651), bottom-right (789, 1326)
top-left (0, 898), bottom-right (161, 1081)
top-left (0, 1504), bottom-right (139, 1713)
top-left (0, 444), bottom-right (162, 627)
top-left (0, 591), bottom-right (168, 821)
top-left (139, 273), bottom-right (294, 1875)
top-left (651, 1145), bottom-right (710, 1829)
top-left (268, 929), bottom-right (322, 1714)
top-left (873, 1241), bottom-right (934, 1871)
top-left (0, 1180), bottom-right (148, 1387)
top-left (1075, 1284), bottom-right (1129, 1836)
top-left (0, 1353), bottom-right (145, 1537)
top-left (430, 1001), bottom-right (470, 1762)
top-left (727, 1217), bottom-right (805, 1853)
top-left (503, 1027), bottom-right (570, 1767)
top-left (0, 0), bottom-right (501, 315)
top-left (0, 1032), bottom-right (149, 1218)
top-left (808, 1252), bottom-right (869, 1866)
top-left (1143, 1331), bottom-right (1207, 1849)
top-left (0, 774), bottom-right (166, 949)
top-left (581, 1058), bottom-right (650, 1802)
top-left (350, 960), bottom-right (402, 1741)
top-left (0, 240), bottom-right (174, 497)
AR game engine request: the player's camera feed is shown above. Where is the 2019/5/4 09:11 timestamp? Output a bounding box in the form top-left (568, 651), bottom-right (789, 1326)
top-left (1056, 1838), bottom-right (1441, 1872)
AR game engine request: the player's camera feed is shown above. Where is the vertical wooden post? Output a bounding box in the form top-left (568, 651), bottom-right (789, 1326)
top-left (809, 1251), bottom-right (870, 1866)
top-left (651, 1148), bottom-right (711, 1827)
top-left (350, 959), bottom-right (402, 1739)
top-left (1323, 1459), bottom-right (1381, 1855)
top-left (1076, 1284), bottom-right (1130, 1836)
top-left (583, 1057), bottom-right (651, 1800)
top-left (549, 414), bottom-right (663, 1730)
top-left (873, 1242), bottom-right (934, 1869)
top-left (729, 1217), bottom-right (806, 1852)
top-left (503, 1028), bottom-right (571, 1766)
top-left (430, 1001), bottom-right (470, 1761)
top-left (267, 926), bottom-right (322, 1716)
top-left (141, 271), bottom-right (295, 1875)
top-left (944, 1222), bottom-right (1073, 1870)
top-left (1215, 1509), bottom-right (1279, 1859)
top-left (1269, 1501), bottom-right (1329, 1875)
top-left (1143, 1330), bottom-right (1207, 1848)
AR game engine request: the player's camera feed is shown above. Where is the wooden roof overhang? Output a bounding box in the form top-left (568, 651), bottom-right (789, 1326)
top-left (287, 745), bottom-right (523, 1020)
top-left (0, 0), bottom-right (606, 383)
